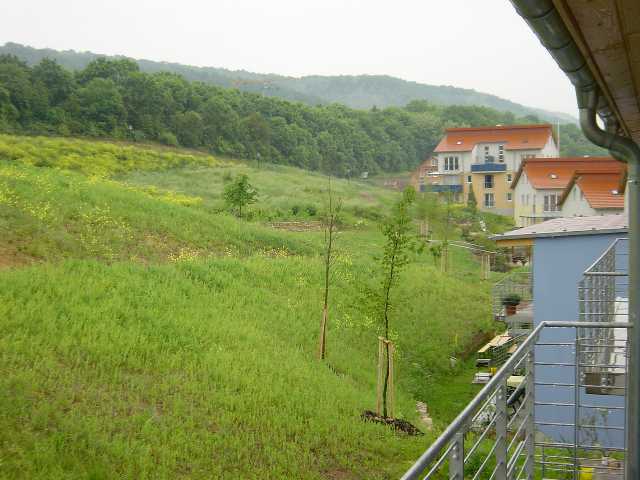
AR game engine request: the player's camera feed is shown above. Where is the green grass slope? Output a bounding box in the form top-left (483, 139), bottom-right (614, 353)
top-left (0, 135), bottom-right (505, 479)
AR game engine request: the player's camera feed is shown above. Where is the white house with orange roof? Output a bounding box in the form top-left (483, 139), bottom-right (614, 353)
top-left (559, 169), bottom-right (627, 217)
top-left (425, 124), bottom-right (558, 215)
top-left (510, 157), bottom-right (624, 227)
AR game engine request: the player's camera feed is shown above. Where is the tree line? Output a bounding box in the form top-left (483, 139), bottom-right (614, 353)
top-left (0, 55), bottom-right (603, 176)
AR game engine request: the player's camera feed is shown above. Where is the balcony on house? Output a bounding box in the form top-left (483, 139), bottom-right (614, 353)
top-left (471, 162), bottom-right (507, 173)
top-left (420, 184), bottom-right (463, 193)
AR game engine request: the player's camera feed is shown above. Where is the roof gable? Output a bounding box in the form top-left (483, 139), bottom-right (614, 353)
top-left (559, 171), bottom-right (626, 209)
top-left (511, 157), bottom-right (623, 190)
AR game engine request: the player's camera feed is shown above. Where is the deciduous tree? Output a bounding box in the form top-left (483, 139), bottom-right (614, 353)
top-left (223, 174), bottom-right (258, 218)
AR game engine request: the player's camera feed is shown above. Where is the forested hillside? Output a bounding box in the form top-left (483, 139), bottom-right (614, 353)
top-left (2, 42), bottom-right (576, 122)
top-left (0, 53), bottom-right (605, 176)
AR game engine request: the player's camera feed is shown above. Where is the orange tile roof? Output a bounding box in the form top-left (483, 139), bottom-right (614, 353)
top-left (559, 171), bottom-right (626, 209)
top-left (434, 124), bottom-right (553, 153)
top-left (511, 157), bottom-right (624, 190)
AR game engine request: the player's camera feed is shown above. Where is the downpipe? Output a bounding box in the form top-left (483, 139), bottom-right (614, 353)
top-left (577, 86), bottom-right (640, 480)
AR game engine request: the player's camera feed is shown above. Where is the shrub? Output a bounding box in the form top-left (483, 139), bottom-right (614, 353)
top-left (352, 205), bottom-right (383, 222)
top-left (305, 204), bottom-right (317, 217)
top-left (158, 131), bottom-right (179, 147)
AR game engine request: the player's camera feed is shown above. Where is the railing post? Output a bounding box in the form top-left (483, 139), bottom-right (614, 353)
top-left (574, 330), bottom-right (580, 480)
top-left (449, 430), bottom-right (464, 480)
top-left (495, 382), bottom-right (508, 480)
top-left (525, 350), bottom-right (535, 479)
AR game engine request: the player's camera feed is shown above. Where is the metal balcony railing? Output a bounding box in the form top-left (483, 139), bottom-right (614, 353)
top-left (403, 238), bottom-right (631, 479)
top-left (579, 238), bottom-right (629, 400)
top-left (401, 321), bottom-right (630, 480)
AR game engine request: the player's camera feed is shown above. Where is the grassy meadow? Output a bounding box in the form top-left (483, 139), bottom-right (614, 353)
top-left (0, 134), bottom-right (512, 479)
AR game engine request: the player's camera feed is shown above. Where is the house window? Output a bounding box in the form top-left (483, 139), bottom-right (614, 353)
top-left (543, 194), bottom-right (558, 212)
top-left (521, 194), bottom-right (525, 205)
top-left (467, 175), bottom-right (472, 183)
top-left (507, 192), bottom-right (512, 202)
top-left (484, 175), bottom-right (494, 189)
top-left (431, 158), bottom-right (438, 167)
top-left (444, 156), bottom-right (460, 171)
top-left (526, 194), bottom-right (530, 205)
top-left (507, 173), bottom-right (512, 183)
top-left (484, 193), bottom-right (495, 208)
top-left (498, 145), bottom-right (504, 162)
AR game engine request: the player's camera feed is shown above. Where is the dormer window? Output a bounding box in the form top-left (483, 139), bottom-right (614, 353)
top-left (456, 141), bottom-right (463, 145)
top-left (550, 173), bottom-right (558, 179)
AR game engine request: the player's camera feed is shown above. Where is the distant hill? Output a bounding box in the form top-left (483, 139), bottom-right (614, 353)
top-left (1, 42), bottom-right (575, 123)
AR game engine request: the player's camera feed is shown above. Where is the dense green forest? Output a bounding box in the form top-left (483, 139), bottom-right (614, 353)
top-left (0, 53), bottom-right (605, 176)
top-left (2, 42), bottom-right (575, 122)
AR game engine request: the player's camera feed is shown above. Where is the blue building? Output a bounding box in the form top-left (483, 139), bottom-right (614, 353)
top-left (494, 215), bottom-right (629, 450)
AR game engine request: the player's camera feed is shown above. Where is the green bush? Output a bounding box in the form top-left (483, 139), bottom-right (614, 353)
top-left (158, 130), bottom-right (179, 147)
top-left (352, 205), bottom-right (383, 221)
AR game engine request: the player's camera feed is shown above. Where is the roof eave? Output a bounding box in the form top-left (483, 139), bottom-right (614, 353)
top-left (492, 227), bottom-right (629, 242)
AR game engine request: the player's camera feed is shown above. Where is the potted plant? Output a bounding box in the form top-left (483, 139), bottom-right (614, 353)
top-left (502, 293), bottom-right (522, 316)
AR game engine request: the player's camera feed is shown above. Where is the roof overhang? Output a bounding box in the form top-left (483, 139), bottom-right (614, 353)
top-left (494, 227), bottom-right (628, 243)
top-left (492, 214), bottom-right (629, 243)
top-left (494, 238), bottom-right (535, 247)
top-left (512, 0), bottom-right (640, 144)
top-left (551, 0), bottom-right (640, 144)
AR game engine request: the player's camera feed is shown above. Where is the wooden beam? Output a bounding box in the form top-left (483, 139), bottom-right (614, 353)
top-left (495, 238), bottom-right (534, 248)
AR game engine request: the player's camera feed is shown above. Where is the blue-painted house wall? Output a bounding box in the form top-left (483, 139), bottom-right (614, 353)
top-left (532, 232), bottom-right (626, 449)
top-left (533, 233), bottom-right (622, 326)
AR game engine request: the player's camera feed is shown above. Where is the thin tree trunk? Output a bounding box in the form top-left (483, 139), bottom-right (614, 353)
top-left (319, 177), bottom-right (335, 360)
top-left (382, 342), bottom-right (390, 417)
top-left (381, 239), bottom-right (398, 417)
top-left (318, 305), bottom-right (328, 359)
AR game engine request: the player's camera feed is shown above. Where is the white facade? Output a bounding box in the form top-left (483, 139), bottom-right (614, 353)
top-left (431, 129), bottom-right (559, 217)
top-left (512, 171), bottom-right (564, 226)
top-left (434, 136), bottom-right (558, 177)
top-left (561, 184), bottom-right (625, 217)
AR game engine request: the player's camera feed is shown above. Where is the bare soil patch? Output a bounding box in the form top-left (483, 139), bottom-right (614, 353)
top-left (0, 244), bottom-right (37, 269)
top-left (323, 468), bottom-right (357, 480)
top-left (269, 221), bottom-right (323, 232)
top-left (361, 410), bottom-right (424, 436)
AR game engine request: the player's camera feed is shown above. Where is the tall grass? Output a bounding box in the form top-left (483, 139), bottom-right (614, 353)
top-left (0, 134), bottom-right (223, 177)
top-left (0, 134), bottom-right (508, 478)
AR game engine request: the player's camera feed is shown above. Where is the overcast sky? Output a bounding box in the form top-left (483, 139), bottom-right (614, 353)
top-left (1, 0), bottom-right (577, 116)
